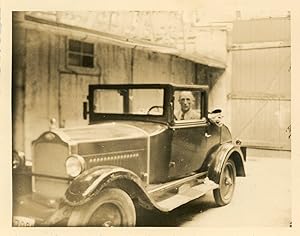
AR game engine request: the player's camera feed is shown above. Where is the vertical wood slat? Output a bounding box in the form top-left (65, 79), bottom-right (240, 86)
top-left (24, 29), bottom-right (50, 157)
top-left (12, 24), bottom-right (26, 152)
top-left (133, 51), bottom-right (172, 83)
top-left (59, 74), bottom-right (99, 128)
top-left (48, 34), bottom-right (60, 121)
top-left (132, 51), bottom-right (195, 84)
top-left (97, 43), bottom-right (132, 84)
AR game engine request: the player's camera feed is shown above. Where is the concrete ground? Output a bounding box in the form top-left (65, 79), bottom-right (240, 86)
top-left (137, 152), bottom-right (291, 227)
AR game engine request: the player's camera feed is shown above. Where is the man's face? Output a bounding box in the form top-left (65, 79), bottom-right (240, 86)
top-left (179, 92), bottom-right (193, 112)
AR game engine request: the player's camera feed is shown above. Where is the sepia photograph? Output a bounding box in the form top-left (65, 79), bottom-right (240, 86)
top-left (1, 1), bottom-right (299, 235)
top-left (11, 9), bottom-right (291, 227)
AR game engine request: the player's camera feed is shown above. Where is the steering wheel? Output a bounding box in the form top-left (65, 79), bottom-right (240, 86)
top-left (147, 106), bottom-right (163, 115)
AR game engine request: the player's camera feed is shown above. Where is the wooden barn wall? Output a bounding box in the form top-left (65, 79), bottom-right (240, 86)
top-left (133, 50), bottom-right (195, 84)
top-left (12, 25), bottom-right (26, 152)
top-left (230, 17), bottom-right (291, 150)
top-left (12, 26), bottom-right (198, 158)
top-left (23, 29), bottom-right (49, 157)
top-left (59, 43), bottom-right (132, 128)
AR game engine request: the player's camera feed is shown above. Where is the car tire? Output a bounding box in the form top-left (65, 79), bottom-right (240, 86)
top-left (213, 158), bottom-right (236, 206)
top-left (67, 188), bottom-right (136, 227)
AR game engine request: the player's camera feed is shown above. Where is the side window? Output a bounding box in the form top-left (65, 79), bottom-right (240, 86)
top-left (174, 90), bottom-right (202, 121)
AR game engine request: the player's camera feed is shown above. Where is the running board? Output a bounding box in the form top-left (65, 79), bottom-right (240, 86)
top-left (155, 178), bottom-right (218, 211)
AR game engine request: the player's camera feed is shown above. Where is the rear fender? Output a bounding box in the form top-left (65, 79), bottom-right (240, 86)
top-left (208, 143), bottom-right (246, 184)
top-left (64, 166), bottom-right (162, 211)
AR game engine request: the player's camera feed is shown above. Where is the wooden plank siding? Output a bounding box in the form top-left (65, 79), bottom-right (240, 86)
top-left (59, 74), bottom-right (99, 128)
top-left (231, 47), bottom-right (290, 96)
top-left (12, 25), bottom-right (26, 152)
top-left (231, 99), bottom-right (291, 150)
top-left (12, 24), bottom-right (202, 158)
top-left (230, 17), bottom-right (291, 150)
top-left (24, 29), bottom-right (52, 156)
top-left (232, 17), bottom-right (291, 44)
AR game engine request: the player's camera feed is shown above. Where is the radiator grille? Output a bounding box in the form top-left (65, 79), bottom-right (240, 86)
top-left (32, 142), bottom-right (69, 197)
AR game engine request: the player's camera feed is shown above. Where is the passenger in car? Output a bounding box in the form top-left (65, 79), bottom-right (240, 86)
top-left (174, 91), bottom-right (200, 120)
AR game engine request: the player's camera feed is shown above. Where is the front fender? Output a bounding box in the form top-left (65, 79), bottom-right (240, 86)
top-left (208, 143), bottom-right (246, 184)
top-left (65, 166), bottom-right (145, 206)
top-left (64, 166), bottom-right (166, 212)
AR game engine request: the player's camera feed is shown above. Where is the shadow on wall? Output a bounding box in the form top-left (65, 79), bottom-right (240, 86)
top-left (207, 69), bottom-right (225, 90)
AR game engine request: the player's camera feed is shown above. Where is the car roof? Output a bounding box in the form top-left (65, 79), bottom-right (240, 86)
top-left (89, 83), bottom-right (209, 90)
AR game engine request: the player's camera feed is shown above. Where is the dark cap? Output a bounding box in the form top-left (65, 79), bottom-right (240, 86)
top-left (210, 109), bottom-right (222, 114)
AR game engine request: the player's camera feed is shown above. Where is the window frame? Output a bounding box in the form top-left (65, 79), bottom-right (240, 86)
top-left (88, 84), bottom-right (171, 124)
top-left (65, 38), bottom-right (100, 75)
top-left (173, 89), bottom-right (205, 123)
top-left (92, 88), bottom-right (165, 117)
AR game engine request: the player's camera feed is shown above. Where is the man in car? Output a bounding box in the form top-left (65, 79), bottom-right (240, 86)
top-left (174, 91), bottom-right (200, 120)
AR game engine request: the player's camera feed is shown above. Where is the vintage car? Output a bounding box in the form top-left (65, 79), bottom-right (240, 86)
top-left (13, 83), bottom-right (246, 227)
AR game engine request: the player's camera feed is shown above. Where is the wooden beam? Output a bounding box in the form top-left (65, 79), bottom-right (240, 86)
top-left (229, 41), bottom-right (290, 51)
top-left (242, 143), bottom-right (290, 151)
top-left (227, 93), bottom-right (291, 101)
top-left (22, 14), bottom-right (178, 54)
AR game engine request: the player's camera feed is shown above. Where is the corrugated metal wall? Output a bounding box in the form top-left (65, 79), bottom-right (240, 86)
top-left (230, 17), bottom-right (291, 150)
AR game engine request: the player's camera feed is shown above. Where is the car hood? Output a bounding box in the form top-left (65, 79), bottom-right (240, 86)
top-left (50, 121), bottom-right (168, 144)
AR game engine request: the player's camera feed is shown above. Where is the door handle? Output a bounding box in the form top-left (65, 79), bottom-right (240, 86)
top-left (205, 132), bottom-right (211, 138)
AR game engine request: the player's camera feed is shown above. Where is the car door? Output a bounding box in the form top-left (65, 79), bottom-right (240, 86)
top-left (168, 121), bottom-right (208, 178)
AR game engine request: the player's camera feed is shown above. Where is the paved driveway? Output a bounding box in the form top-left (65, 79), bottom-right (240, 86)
top-left (137, 156), bottom-right (291, 227)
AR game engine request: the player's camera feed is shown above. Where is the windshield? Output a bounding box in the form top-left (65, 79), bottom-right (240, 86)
top-left (93, 88), bottom-right (164, 116)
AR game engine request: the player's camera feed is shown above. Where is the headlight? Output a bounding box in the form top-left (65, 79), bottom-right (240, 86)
top-left (13, 151), bottom-right (25, 169)
top-left (65, 155), bottom-right (85, 177)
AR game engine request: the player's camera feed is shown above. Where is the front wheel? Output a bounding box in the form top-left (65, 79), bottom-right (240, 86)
top-left (68, 188), bottom-right (136, 227)
top-left (213, 159), bottom-right (236, 206)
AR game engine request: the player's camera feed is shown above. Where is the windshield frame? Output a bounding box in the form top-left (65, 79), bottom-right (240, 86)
top-left (88, 84), bottom-right (171, 124)
top-left (172, 87), bottom-right (208, 125)
top-left (87, 83), bottom-right (209, 125)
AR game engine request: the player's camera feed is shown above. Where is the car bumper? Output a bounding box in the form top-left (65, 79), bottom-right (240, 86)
top-left (13, 193), bottom-right (72, 226)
